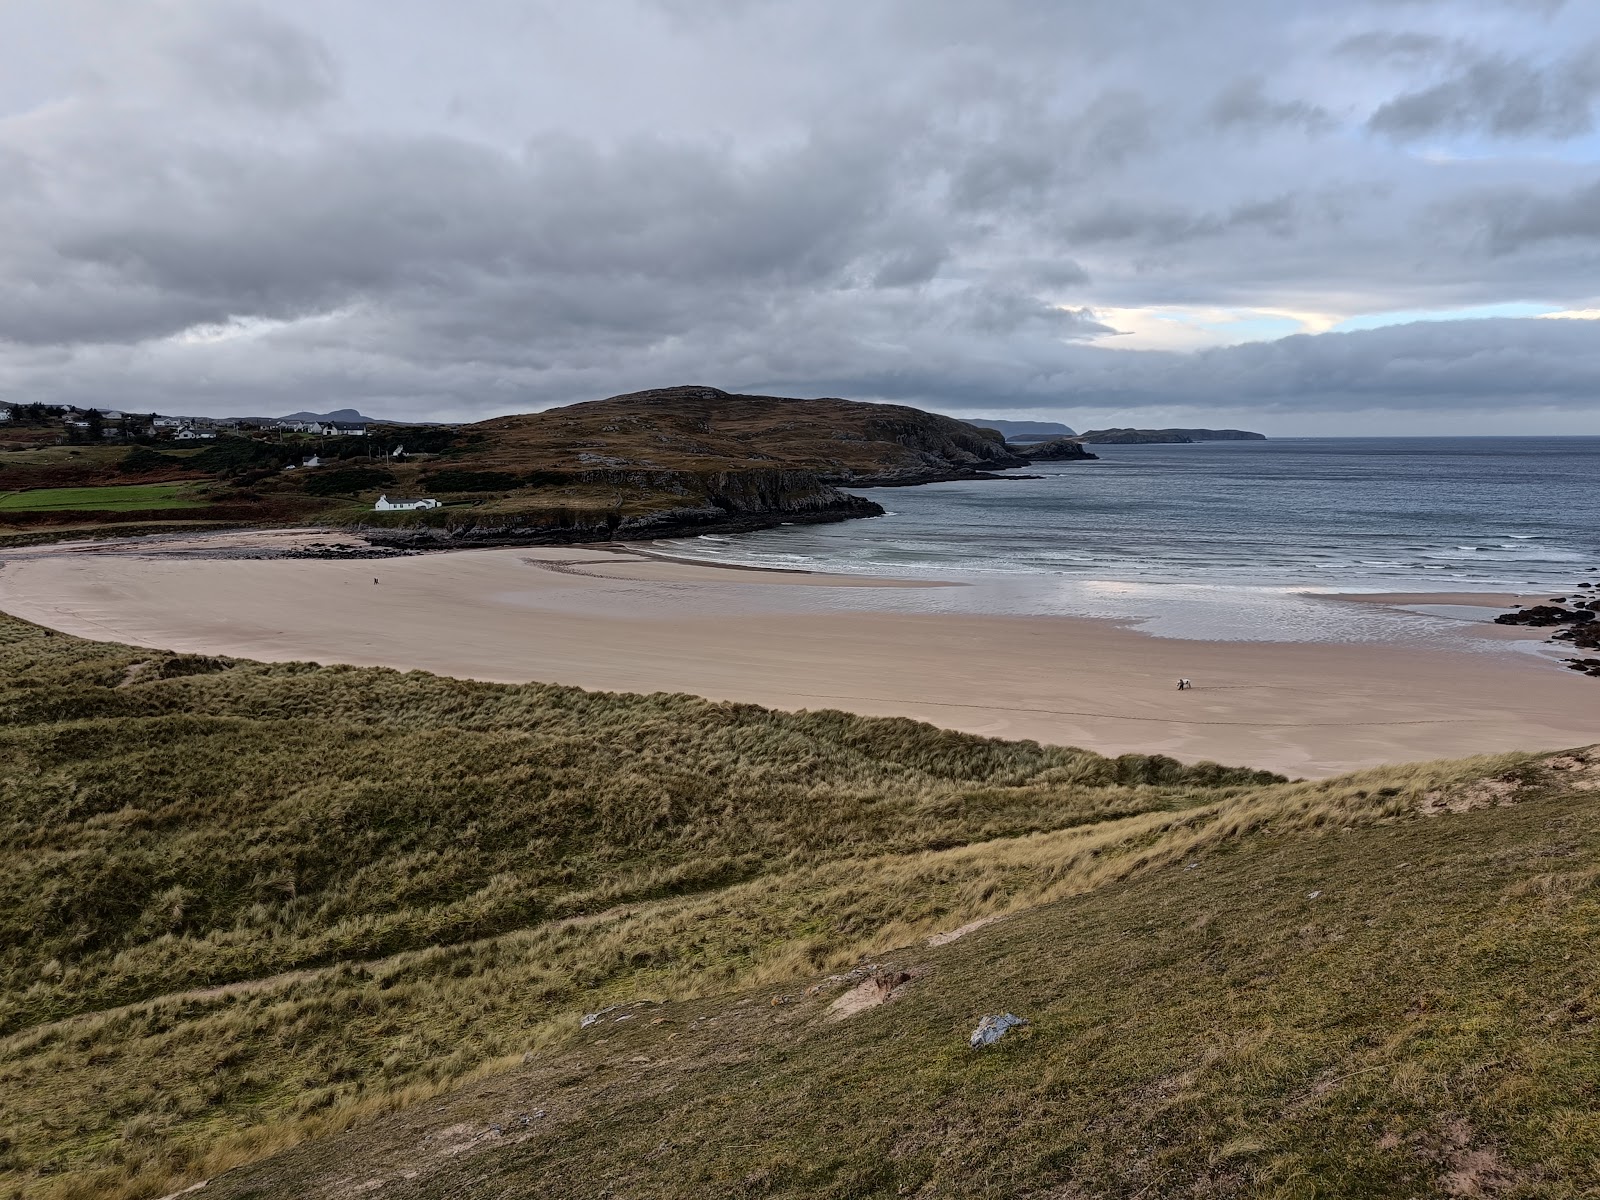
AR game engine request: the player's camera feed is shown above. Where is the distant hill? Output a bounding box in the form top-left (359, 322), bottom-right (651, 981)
top-left (1078, 427), bottom-right (1266, 444)
top-left (461, 385), bottom-right (1030, 480)
top-left (277, 409), bottom-right (387, 424)
top-left (953, 417), bottom-right (1077, 442)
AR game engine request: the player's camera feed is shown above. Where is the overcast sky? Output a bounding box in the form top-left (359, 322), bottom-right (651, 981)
top-left (3, 0), bottom-right (1600, 433)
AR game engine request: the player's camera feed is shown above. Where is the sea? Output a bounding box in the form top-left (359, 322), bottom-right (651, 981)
top-left (658, 437), bottom-right (1600, 644)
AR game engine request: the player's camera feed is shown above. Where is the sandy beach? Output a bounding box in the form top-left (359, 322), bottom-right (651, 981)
top-left (1, 530), bottom-right (1596, 778)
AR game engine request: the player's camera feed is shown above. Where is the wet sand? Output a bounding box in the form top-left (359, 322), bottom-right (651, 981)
top-left (1, 532), bottom-right (1596, 778)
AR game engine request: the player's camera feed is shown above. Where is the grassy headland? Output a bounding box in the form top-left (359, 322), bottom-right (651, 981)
top-left (1, 612), bottom-right (1594, 1197)
top-left (0, 387), bottom-right (1042, 546)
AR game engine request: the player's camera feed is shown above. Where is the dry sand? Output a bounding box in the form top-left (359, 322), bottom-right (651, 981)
top-left (2, 531), bottom-right (1596, 778)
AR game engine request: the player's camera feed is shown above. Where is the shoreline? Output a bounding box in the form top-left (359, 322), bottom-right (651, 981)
top-left (3, 531), bottom-right (1598, 778)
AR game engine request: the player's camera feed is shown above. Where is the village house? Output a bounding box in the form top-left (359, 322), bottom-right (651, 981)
top-left (373, 495), bottom-right (441, 511)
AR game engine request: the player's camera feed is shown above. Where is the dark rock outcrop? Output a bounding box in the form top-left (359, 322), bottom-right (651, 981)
top-left (1016, 437), bottom-right (1099, 462)
top-left (1495, 605), bottom-right (1594, 628)
top-left (1494, 590), bottom-right (1600, 677)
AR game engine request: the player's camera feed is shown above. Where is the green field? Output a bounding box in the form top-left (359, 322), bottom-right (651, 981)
top-left (0, 483), bottom-right (205, 512)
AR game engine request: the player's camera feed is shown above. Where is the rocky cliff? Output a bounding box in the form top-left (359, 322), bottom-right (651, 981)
top-left (1015, 437), bottom-right (1099, 462)
top-left (356, 466), bottom-right (884, 547)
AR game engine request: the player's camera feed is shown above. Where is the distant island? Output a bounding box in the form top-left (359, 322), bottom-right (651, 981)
top-left (953, 417), bottom-right (1077, 442)
top-left (1077, 427), bottom-right (1267, 444)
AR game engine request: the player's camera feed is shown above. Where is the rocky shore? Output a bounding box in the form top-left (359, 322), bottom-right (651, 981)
top-left (1493, 573), bottom-right (1600, 677)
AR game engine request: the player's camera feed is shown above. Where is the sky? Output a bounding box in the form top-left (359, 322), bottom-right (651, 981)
top-left (2, 0), bottom-right (1600, 434)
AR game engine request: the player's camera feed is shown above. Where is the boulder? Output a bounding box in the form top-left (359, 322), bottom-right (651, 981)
top-left (969, 1013), bottom-right (1028, 1048)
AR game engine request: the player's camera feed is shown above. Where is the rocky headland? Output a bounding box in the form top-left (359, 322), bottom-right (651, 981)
top-left (1015, 436), bottom-right (1099, 462)
top-left (337, 386), bottom-right (1058, 548)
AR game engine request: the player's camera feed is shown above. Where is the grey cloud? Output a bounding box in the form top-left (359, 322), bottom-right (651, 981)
top-left (1368, 44), bottom-right (1600, 139)
top-left (3, 0), bottom-right (1600, 431)
top-left (1063, 194), bottom-right (1300, 247)
top-left (1210, 80), bottom-right (1332, 133)
top-left (749, 317), bottom-right (1600, 417)
top-left (1335, 31), bottom-right (1456, 65)
top-left (1472, 178), bottom-right (1600, 250)
top-left (172, 4), bottom-right (339, 112)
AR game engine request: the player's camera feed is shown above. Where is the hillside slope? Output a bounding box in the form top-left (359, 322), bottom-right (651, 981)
top-left (462, 386), bottom-right (1031, 479)
top-left (1, 614), bottom-right (1593, 1198)
top-left (0, 613), bottom-right (1270, 1200)
top-left (212, 748), bottom-right (1600, 1200)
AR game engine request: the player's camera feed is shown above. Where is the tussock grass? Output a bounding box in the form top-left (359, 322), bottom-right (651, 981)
top-left (0, 612), bottom-right (1561, 1199)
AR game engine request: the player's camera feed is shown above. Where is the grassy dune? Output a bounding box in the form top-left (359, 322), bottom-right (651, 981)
top-left (0, 613), bottom-right (1592, 1198)
top-left (211, 752), bottom-right (1600, 1200)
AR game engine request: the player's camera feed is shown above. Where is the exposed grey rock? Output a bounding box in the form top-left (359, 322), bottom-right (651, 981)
top-left (969, 1013), bottom-right (1027, 1048)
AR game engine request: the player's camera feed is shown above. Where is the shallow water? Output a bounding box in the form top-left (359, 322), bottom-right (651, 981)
top-left (658, 437), bottom-right (1600, 643)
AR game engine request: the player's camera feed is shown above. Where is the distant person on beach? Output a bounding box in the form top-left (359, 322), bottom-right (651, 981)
top-left (1176, 678), bottom-right (1192, 690)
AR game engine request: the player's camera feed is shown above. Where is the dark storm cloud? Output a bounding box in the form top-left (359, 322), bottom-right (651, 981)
top-left (1, 0), bottom-right (1598, 432)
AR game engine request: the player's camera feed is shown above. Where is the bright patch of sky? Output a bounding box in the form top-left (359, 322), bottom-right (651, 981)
top-left (1330, 302), bottom-right (1565, 334)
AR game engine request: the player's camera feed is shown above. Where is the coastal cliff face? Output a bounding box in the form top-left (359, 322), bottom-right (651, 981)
top-left (357, 465), bottom-right (884, 547)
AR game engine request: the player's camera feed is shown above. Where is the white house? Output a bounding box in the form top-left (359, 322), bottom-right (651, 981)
top-left (152, 416), bottom-right (185, 429)
top-left (0, 406), bottom-right (11, 422)
top-left (174, 428), bottom-right (217, 440)
top-left (374, 495), bottom-right (441, 511)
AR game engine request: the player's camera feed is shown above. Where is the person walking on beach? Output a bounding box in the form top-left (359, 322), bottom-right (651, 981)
top-left (1176, 678), bottom-right (1192, 690)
